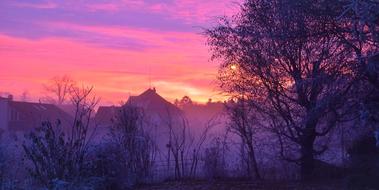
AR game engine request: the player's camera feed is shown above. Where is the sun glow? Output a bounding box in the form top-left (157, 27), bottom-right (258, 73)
top-left (230, 64), bottom-right (237, 70)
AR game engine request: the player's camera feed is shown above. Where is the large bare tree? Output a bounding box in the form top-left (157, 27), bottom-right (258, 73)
top-left (206, 0), bottom-right (354, 180)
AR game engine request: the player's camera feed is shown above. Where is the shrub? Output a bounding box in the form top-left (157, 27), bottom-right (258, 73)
top-left (346, 134), bottom-right (379, 189)
top-left (203, 138), bottom-right (227, 179)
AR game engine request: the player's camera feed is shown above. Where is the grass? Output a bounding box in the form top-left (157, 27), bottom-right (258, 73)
top-left (135, 179), bottom-right (345, 190)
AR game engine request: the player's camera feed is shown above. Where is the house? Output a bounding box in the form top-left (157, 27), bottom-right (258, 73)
top-left (94, 88), bottom-right (183, 127)
top-left (93, 88), bottom-right (184, 160)
top-left (127, 88), bottom-right (182, 119)
top-left (127, 88), bottom-right (181, 113)
top-left (0, 95), bottom-right (73, 135)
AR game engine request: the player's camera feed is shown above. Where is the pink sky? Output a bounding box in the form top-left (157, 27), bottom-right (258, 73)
top-left (0, 0), bottom-right (240, 105)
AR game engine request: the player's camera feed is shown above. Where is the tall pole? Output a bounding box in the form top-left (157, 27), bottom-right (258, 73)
top-left (149, 63), bottom-right (152, 89)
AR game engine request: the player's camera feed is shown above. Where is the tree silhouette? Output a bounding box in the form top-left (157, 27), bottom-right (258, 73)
top-left (177, 96), bottom-right (193, 109)
top-left (338, 0), bottom-right (379, 131)
top-left (206, 0), bottom-right (355, 180)
top-left (44, 75), bottom-right (76, 105)
top-left (226, 98), bottom-right (261, 179)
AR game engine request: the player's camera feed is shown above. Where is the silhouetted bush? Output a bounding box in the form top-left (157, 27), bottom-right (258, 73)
top-left (22, 86), bottom-right (99, 189)
top-left (22, 121), bottom-right (92, 188)
top-left (346, 134), bottom-right (379, 189)
top-left (203, 138), bottom-right (227, 179)
top-left (0, 145), bottom-right (16, 190)
top-left (86, 143), bottom-right (130, 190)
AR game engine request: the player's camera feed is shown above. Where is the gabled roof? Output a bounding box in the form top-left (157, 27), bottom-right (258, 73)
top-left (127, 88), bottom-right (182, 116)
top-left (93, 88), bottom-right (182, 127)
top-left (8, 100), bottom-right (73, 131)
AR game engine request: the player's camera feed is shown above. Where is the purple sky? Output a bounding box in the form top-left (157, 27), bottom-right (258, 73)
top-left (0, 0), bottom-right (240, 104)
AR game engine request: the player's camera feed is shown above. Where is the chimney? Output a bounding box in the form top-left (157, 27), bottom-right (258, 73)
top-left (0, 95), bottom-right (9, 130)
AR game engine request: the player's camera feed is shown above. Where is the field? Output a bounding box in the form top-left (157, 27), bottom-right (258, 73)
top-left (136, 180), bottom-right (345, 190)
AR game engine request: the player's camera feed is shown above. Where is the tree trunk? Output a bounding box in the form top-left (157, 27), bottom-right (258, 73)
top-left (247, 143), bottom-right (261, 180)
top-left (300, 137), bottom-right (315, 181)
top-left (174, 154), bottom-right (181, 179)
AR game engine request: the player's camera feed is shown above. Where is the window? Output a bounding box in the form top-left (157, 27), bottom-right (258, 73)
top-left (9, 109), bottom-right (20, 121)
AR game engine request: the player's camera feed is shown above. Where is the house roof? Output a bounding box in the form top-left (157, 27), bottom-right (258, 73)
top-left (8, 100), bottom-right (73, 131)
top-left (94, 88), bottom-right (182, 126)
top-left (127, 88), bottom-right (181, 115)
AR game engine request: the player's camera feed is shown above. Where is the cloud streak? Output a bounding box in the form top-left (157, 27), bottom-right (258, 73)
top-left (0, 0), bottom-right (239, 104)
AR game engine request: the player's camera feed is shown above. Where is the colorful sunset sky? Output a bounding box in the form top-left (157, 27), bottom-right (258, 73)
top-left (0, 0), bottom-right (239, 105)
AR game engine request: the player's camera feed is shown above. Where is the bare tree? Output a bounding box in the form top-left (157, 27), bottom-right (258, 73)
top-left (226, 98), bottom-right (261, 179)
top-left (44, 75), bottom-right (76, 105)
top-left (206, 0), bottom-right (354, 180)
top-left (338, 0), bottom-right (379, 71)
top-left (108, 104), bottom-right (157, 184)
top-left (338, 0), bottom-right (379, 131)
top-left (203, 136), bottom-right (228, 179)
top-left (166, 115), bottom-right (190, 180)
top-left (188, 116), bottom-right (219, 178)
top-left (68, 86), bottom-right (99, 176)
top-left (163, 110), bottom-right (218, 180)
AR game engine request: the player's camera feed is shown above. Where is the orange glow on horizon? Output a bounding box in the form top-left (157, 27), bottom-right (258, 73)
top-left (0, 0), bottom-right (239, 105)
top-left (0, 33), bottom-right (226, 105)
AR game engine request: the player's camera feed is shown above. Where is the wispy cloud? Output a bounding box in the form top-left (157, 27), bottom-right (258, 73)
top-left (0, 0), bottom-right (236, 104)
top-left (88, 0), bottom-right (240, 24)
top-left (12, 1), bottom-right (58, 9)
top-left (86, 3), bottom-right (120, 12)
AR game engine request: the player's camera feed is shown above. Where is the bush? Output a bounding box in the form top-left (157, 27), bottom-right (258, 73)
top-left (22, 120), bottom-right (92, 188)
top-left (86, 143), bottom-right (131, 190)
top-left (346, 134), bottom-right (379, 189)
top-left (203, 138), bottom-right (227, 179)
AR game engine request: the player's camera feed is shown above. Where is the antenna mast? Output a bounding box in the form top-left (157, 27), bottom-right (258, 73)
top-left (149, 62), bottom-right (152, 89)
